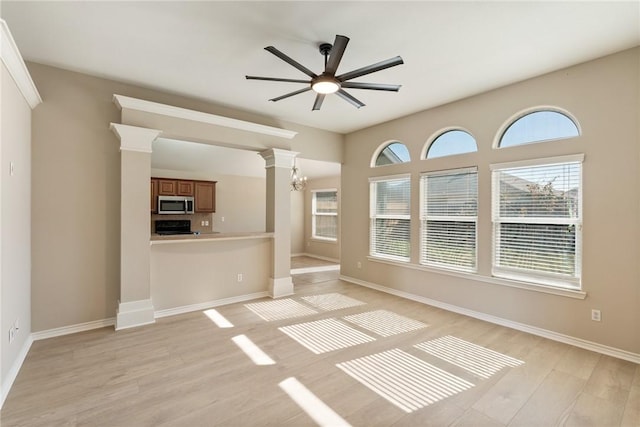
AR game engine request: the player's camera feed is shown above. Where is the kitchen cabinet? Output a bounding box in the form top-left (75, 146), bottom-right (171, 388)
top-left (151, 177), bottom-right (216, 213)
top-left (151, 178), bottom-right (158, 213)
top-left (195, 181), bottom-right (216, 213)
top-left (177, 180), bottom-right (194, 196)
top-left (158, 179), bottom-right (177, 196)
top-left (157, 179), bottom-right (195, 196)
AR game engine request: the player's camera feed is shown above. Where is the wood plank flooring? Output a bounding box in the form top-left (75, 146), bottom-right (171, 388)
top-left (1, 273), bottom-right (638, 426)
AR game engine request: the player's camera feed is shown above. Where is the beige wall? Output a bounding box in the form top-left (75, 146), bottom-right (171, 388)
top-left (1, 63), bottom-right (32, 382)
top-left (342, 48), bottom-right (640, 354)
top-left (27, 62), bottom-right (342, 332)
top-left (304, 176), bottom-right (341, 261)
top-left (151, 238), bottom-right (271, 311)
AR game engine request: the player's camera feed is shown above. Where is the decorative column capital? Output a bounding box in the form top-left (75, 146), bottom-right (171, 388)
top-left (259, 148), bottom-right (298, 169)
top-left (110, 123), bottom-right (162, 153)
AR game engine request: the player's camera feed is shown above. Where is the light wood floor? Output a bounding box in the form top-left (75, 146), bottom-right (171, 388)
top-left (2, 274), bottom-right (638, 426)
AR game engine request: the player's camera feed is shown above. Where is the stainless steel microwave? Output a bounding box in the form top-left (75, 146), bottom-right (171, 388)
top-left (158, 196), bottom-right (194, 214)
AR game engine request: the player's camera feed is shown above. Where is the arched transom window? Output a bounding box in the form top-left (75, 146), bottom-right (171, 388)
top-left (499, 110), bottom-right (580, 148)
top-left (425, 129), bottom-right (477, 159)
top-left (373, 141), bottom-right (411, 167)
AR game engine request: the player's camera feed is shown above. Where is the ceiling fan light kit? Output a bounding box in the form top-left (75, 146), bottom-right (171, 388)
top-left (246, 35), bottom-right (403, 110)
top-left (311, 75), bottom-right (340, 94)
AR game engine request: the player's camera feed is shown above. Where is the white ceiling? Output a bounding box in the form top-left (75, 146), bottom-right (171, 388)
top-left (3, 1), bottom-right (639, 136)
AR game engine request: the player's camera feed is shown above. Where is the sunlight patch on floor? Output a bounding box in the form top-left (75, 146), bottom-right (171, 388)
top-left (336, 348), bottom-right (474, 413)
top-left (279, 318), bottom-right (376, 354)
top-left (302, 293), bottom-right (366, 311)
top-left (342, 310), bottom-right (428, 337)
top-left (414, 335), bottom-right (524, 379)
top-left (244, 299), bottom-right (318, 321)
top-left (231, 334), bottom-right (276, 366)
top-left (279, 377), bottom-right (352, 427)
top-left (203, 309), bottom-right (234, 328)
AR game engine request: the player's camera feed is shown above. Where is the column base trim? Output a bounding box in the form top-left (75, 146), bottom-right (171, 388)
top-left (269, 277), bottom-right (294, 298)
top-left (116, 299), bottom-right (155, 330)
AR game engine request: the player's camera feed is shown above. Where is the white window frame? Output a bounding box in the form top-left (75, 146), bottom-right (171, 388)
top-left (369, 174), bottom-right (411, 262)
top-left (420, 167), bottom-right (478, 272)
top-left (491, 154), bottom-right (584, 290)
top-left (311, 189), bottom-right (338, 242)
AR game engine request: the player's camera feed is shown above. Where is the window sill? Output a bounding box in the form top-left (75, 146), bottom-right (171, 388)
top-left (311, 237), bottom-right (338, 244)
top-left (366, 256), bottom-right (587, 300)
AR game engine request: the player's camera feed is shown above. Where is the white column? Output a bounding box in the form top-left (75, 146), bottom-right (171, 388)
top-left (259, 148), bottom-right (297, 298)
top-left (110, 123), bottom-right (161, 330)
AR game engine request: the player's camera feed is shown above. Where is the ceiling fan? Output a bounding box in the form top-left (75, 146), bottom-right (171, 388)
top-left (246, 35), bottom-right (404, 111)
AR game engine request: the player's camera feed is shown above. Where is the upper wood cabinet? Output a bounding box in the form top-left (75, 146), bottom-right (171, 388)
top-left (151, 177), bottom-right (216, 213)
top-left (195, 181), bottom-right (216, 213)
top-left (151, 178), bottom-right (158, 213)
top-left (157, 179), bottom-right (177, 196)
top-left (177, 180), bottom-right (194, 196)
top-left (157, 179), bottom-right (194, 196)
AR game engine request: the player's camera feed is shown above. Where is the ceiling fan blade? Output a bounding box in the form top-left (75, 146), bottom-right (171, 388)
top-left (265, 46), bottom-right (317, 78)
top-left (312, 94), bottom-right (326, 111)
top-left (341, 82), bottom-right (402, 91)
top-left (246, 76), bottom-right (311, 84)
top-left (337, 56), bottom-right (404, 82)
top-left (269, 87), bottom-right (312, 102)
top-left (324, 35), bottom-right (349, 75)
top-left (336, 89), bottom-right (365, 109)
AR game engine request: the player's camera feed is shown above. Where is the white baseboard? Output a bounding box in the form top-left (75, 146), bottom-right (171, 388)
top-left (1, 334), bottom-right (33, 409)
top-left (31, 318), bottom-right (116, 341)
top-left (270, 277), bottom-right (294, 298)
top-left (154, 292), bottom-right (269, 318)
top-left (291, 264), bottom-right (340, 275)
top-left (116, 299), bottom-right (155, 330)
top-left (298, 253), bottom-right (340, 263)
top-left (340, 274), bottom-right (640, 364)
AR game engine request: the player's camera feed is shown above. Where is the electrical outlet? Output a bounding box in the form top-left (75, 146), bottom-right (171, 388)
top-left (357, 261), bottom-right (362, 269)
top-left (237, 273), bottom-right (243, 282)
top-left (8, 327), bottom-right (15, 343)
top-left (205, 221), bottom-right (209, 226)
top-left (591, 309), bottom-right (601, 322)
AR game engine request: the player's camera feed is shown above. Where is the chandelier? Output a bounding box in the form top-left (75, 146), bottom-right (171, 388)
top-left (291, 160), bottom-right (307, 191)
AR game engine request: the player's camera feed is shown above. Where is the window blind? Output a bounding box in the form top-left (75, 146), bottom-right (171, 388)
top-left (370, 176), bottom-right (411, 261)
top-left (312, 190), bottom-right (338, 240)
top-left (492, 160), bottom-right (582, 287)
top-left (420, 168), bottom-right (477, 271)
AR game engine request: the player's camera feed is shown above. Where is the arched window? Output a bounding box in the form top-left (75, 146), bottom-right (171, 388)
top-left (373, 141), bottom-right (411, 167)
top-left (499, 110), bottom-right (580, 148)
top-left (425, 129), bottom-right (477, 159)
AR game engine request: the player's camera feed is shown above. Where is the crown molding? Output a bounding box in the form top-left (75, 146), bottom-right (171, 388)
top-left (259, 148), bottom-right (298, 168)
top-left (110, 123), bottom-right (161, 153)
top-left (113, 94), bottom-right (297, 140)
top-left (0, 19), bottom-right (42, 109)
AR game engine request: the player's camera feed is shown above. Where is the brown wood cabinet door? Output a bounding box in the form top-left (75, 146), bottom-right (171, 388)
top-left (150, 179), bottom-right (158, 213)
top-left (158, 179), bottom-right (177, 195)
top-left (195, 181), bottom-right (216, 213)
top-left (177, 180), bottom-right (194, 196)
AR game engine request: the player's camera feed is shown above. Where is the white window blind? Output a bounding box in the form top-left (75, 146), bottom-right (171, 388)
top-left (312, 190), bottom-right (338, 241)
top-left (420, 168), bottom-right (477, 271)
top-left (492, 157), bottom-right (582, 288)
top-left (370, 175), bottom-right (411, 261)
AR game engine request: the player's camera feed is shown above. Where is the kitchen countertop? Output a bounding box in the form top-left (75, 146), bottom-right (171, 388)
top-left (150, 231), bottom-right (274, 245)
